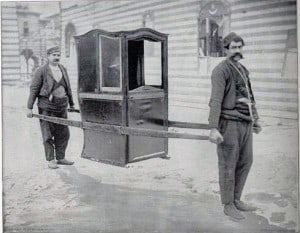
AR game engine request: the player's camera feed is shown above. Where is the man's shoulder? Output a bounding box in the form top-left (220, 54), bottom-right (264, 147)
top-left (240, 62), bottom-right (250, 74)
top-left (58, 64), bottom-right (67, 71)
top-left (36, 64), bottom-right (49, 72)
top-left (214, 59), bottom-right (228, 70)
top-left (211, 59), bottom-right (229, 75)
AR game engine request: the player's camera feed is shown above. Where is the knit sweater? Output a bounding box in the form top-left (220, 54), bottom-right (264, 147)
top-left (208, 58), bottom-right (258, 128)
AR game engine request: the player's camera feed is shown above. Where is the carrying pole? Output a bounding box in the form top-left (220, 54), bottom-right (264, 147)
top-left (32, 114), bottom-right (210, 140)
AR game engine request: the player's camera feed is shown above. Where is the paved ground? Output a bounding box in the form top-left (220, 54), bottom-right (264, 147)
top-left (2, 84), bottom-right (299, 233)
top-left (4, 166), bottom-right (295, 233)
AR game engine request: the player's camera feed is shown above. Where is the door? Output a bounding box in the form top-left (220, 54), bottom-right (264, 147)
top-left (127, 40), bottom-right (167, 162)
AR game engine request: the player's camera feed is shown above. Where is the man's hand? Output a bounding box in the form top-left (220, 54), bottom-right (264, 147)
top-left (253, 120), bottom-right (262, 134)
top-left (209, 128), bottom-right (224, 144)
top-left (68, 105), bottom-right (80, 113)
top-left (27, 109), bottom-right (33, 118)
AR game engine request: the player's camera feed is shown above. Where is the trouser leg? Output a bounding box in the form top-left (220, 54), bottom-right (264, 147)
top-left (53, 110), bottom-right (70, 160)
top-left (234, 123), bottom-right (253, 201)
top-left (217, 119), bottom-right (239, 204)
top-left (38, 108), bottom-right (55, 161)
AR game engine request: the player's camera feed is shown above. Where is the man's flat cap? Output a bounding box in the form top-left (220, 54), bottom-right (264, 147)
top-left (223, 32), bottom-right (245, 48)
top-left (47, 46), bottom-right (60, 55)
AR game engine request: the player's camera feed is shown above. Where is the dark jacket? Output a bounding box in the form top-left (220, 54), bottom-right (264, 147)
top-left (208, 58), bottom-right (258, 128)
top-left (27, 63), bottom-right (74, 110)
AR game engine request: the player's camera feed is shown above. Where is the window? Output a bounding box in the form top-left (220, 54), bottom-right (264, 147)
top-left (65, 23), bottom-right (76, 57)
top-left (23, 21), bottom-right (29, 37)
top-left (198, 1), bottom-right (230, 57)
top-left (144, 41), bottom-right (162, 87)
top-left (99, 35), bottom-right (122, 92)
top-left (128, 40), bottom-right (162, 91)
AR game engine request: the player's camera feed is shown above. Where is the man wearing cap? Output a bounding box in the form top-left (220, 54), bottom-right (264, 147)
top-left (208, 32), bottom-right (262, 220)
top-left (27, 46), bottom-right (75, 169)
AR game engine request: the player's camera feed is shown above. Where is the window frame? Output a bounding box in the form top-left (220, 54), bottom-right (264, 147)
top-left (99, 35), bottom-right (122, 93)
top-left (198, 1), bottom-right (231, 58)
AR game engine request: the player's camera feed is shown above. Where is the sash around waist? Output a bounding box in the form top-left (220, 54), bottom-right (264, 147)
top-left (221, 109), bottom-right (252, 122)
top-left (38, 96), bottom-right (68, 112)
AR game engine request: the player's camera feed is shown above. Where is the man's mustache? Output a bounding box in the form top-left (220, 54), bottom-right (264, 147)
top-left (230, 52), bottom-right (243, 59)
top-left (54, 59), bottom-right (60, 62)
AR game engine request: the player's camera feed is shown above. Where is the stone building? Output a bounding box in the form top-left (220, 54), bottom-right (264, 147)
top-left (2, 0), bottom-right (296, 120)
top-left (1, 2), bottom-right (60, 83)
top-left (1, 2), bottom-right (21, 83)
top-left (59, 0), bottom-right (297, 121)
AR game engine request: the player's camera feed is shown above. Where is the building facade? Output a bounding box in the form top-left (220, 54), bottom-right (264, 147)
top-left (60, 0), bottom-right (297, 121)
top-left (1, 2), bottom-right (21, 83)
top-left (1, 2), bottom-right (60, 83)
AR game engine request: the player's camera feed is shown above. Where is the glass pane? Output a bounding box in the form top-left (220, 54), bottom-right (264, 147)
top-left (144, 41), bottom-right (162, 87)
top-left (78, 36), bottom-right (97, 93)
top-left (100, 36), bottom-right (121, 90)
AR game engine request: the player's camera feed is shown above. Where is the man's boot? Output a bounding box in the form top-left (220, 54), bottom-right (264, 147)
top-left (48, 160), bottom-right (59, 169)
top-left (224, 203), bottom-right (245, 220)
top-left (234, 200), bottom-right (257, 211)
top-left (57, 159), bottom-right (74, 165)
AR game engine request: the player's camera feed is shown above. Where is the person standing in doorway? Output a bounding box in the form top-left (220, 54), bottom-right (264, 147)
top-left (27, 46), bottom-right (75, 169)
top-left (208, 32), bottom-right (262, 220)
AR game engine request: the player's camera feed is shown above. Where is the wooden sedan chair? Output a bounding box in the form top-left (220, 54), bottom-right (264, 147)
top-left (75, 28), bottom-right (168, 166)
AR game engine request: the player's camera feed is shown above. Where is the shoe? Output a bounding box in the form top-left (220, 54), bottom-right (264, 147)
top-left (48, 160), bottom-right (59, 169)
top-left (224, 203), bottom-right (245, 220)
top-left (57, 159), bottom-right (74, 165)
top-left (234, 200), bottom-right (257, 212)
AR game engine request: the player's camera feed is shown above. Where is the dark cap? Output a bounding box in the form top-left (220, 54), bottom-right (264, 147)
top-left (47, 46), bottom-right (60, 55)
top-left (223, 32), bottom-right (245, 48)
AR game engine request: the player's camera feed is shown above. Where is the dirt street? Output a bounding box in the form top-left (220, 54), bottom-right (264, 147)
top-left (2, 85), bottom-right (298, 233)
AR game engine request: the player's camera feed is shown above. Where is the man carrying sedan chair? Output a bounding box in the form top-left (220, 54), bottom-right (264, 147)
top-left (27, 46), bottom-right (75, 169)
top-left (208, 32), bottom-right (262, 220)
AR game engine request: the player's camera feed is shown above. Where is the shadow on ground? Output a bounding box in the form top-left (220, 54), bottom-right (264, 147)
top-left (5, 166), bottom-right (295, 233)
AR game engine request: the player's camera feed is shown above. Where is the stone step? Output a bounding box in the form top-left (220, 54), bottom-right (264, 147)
top-left (170, 99), bottom-right (297, 113)
top-left (170, 91), bottom-right (297, 104)
top-left (169, 79), bottom-right (297, 90)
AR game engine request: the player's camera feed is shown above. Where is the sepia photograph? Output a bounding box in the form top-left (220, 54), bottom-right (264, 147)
top-left (1, 0), bottom-right (299, 232)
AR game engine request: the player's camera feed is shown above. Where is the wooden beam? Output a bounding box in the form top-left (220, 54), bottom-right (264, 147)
top-left (32, 114), bottom-right (209, 140)
top-left (83, 122), bottom-right (209, 140)
top-left (168, 120), bottom-right (210, 129)
top-left (32, 114), bottom-right (82, 128)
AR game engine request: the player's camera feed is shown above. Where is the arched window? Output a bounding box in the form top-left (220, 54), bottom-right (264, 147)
top-left (198, 1), bottom-right (230, 57)
top-left (65, 23), bottom-right (76, 58)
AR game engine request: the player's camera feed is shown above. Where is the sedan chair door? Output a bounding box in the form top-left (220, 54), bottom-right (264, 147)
top-left (127, 38), bottom-right (168, 162)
